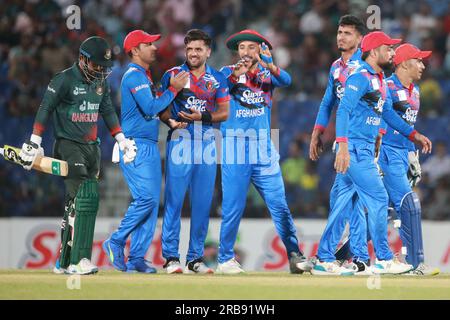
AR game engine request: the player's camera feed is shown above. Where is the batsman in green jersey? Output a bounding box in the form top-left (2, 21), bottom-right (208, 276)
top-left (19, 36), bottom-right (137, 275)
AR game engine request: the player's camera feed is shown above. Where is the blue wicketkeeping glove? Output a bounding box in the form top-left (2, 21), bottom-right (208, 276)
top-left (259, 42), bottom-right (273, 64)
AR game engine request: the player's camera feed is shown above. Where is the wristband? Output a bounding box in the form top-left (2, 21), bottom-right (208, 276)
top-left (260, 54), bottom-right (273, 64)
top-left (408, 130), bottom-right (418, 142)
top-left (168, 86), bottom-right (178, 94)
top-left (30, 134), bottom-right (42, 145)
top-left (115, 132), bottom-right (126, 143)
top-left (201, 111), bottom-right (212, 123)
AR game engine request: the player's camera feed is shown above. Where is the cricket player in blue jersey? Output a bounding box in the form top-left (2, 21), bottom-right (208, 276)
top-left (309, 15), bottom-right (367, 265)
top-left (158, 29), bottom-right (230, 274)
top-left (312, 31), bottom-right (432, 276)
top-left (102, 30), bottom-right (189, 273)
top-left (217, 29), bottom-right (313, 274)
top-left (378, 43), bottom-right (440, 276)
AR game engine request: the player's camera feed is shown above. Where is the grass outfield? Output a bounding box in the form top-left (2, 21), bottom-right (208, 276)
top-left (0, 270), bottom-right (449, 300)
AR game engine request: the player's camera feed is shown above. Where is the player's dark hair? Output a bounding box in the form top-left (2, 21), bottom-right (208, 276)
top-left (339, 15), bottom-right (367, 35)
top-left (184, 29), bottom-right (212, 47)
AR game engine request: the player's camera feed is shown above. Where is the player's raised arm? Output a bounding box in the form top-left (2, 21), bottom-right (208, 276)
top-left (256, 42), bottom-right (292, 87)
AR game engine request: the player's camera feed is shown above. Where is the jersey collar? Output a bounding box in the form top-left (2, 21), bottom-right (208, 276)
top-left (350, 48), bottom-right (362, 62)
top-left (128, 62), bottom-right (147, 73)
top-left (128, 62), bottom-right (153, 81)
top-left (391, 73), bottom-right (415, 95)
top-left (361, 60), bottom-right (384, 76)
top-left (339, 48), bottom-right (362, 67)
top-left (181, 62), bottom-right (211, 80)
top-left (246, 63), bottom-right (265, 78)
top-left (361, 60), bottom-right (386, 84)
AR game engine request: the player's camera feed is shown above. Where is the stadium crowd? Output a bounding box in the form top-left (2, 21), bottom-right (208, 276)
top-left (0, 0), bottom-right (449, 220)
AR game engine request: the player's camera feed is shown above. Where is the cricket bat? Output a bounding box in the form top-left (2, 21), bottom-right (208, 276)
top-left (0, 145), bottom-right (68, 176)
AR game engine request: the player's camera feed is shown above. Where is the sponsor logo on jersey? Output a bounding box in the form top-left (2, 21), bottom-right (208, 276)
top-left (336, 84), bottom-right (344, 99)
top-left (131, 84), bottom-right (150, 93)
top-left (96, 86), bottom-right (104, 95)
top-left (47, 86), bottom-right (56, 93)
top-left (73, 87), bottom-right (87, 95)
top-left (79, 101), bottom-right (100, 112)
top-left (348, 84), bottom-right (358, 91)
top-left (184, 96), bottom-right (207, 111)
top-left (403, 107), bottom-right (418, 124)
top-left (374, 98), bottom-right (384, 114)
top-left (241, 90), bottom-right (265, 104)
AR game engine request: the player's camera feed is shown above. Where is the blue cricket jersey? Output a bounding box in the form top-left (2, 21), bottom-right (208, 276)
top-left (159, 63), bottom-right (230, 139)
top-left (220, 64), bottom-right (291, 137)
top-left (336, 61), bottom-right (414, 145)
top-left (381, 74), bottom-right (418, 151)
top-left (120, 62), bottom-right (177, 142)
top-left (314, 49), bottom-right (362, 131)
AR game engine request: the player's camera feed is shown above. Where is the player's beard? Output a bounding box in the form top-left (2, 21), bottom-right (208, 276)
top-left (379, 59), bottom-right (394, 72)
top-left (338, 43), bottom-right (356, 53)
top-left (187, 56), bottom-right (205, 69)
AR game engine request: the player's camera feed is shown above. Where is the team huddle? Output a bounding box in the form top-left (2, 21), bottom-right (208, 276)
top-left (17, 14), bottom-right (439, 276)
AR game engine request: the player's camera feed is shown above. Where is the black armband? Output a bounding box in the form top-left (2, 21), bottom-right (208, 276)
top-left (201, 111), bottom-right (212, 123)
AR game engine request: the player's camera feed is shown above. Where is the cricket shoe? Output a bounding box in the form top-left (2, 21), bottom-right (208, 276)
top-left (184, 258), bottom-right (214, 274)
top-left (126, 259), bottom-right (157, 274)
top-left (216, 258), bottom-right (245, 274)
top-left (372, 258), bottom-right (413, 275)
top-left (311, 260), bottom-right (355, 276)
top-left (163, 257), bottom-right (183, 274)
top-left (102, 238), bottom-right (127, 272)
top-left (289, 252), bottom-right (314, 274)
top-left (66, 258), bottom-right (98, 275)
top-left (309, 255), bottom-right (318, 265)
top-left (351, 259), bottom-right (374, 276)
top-left (52, 259), bottom-right (66, 274)
top-left (403, 263), bottom-right (440, 276)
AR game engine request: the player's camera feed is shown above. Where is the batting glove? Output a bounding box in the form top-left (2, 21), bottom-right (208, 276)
top-left (407, 150), bottom-right (421, 187)
top-left (115, 133), bottom-right (137, 164)
top-left (19, 134), bottom-right (44, 170)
